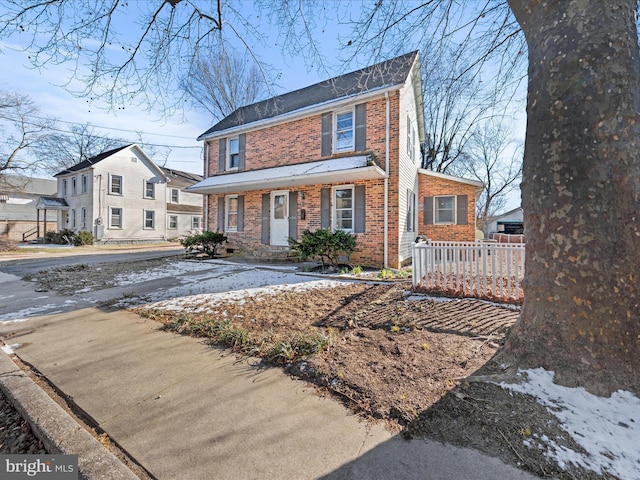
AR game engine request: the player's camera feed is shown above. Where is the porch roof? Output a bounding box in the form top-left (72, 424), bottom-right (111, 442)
top-left (185, 155), bottom-right (386, 195)
top-left (36, 196), bottom-right (69, 210)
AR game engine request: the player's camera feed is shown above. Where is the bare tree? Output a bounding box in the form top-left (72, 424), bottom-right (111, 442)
top-left (0, 89), bottom-right (54, 175)
top-left (182, 49), bottom-right (269, 122)
top-left (457, 117), bottom-right (523, 231)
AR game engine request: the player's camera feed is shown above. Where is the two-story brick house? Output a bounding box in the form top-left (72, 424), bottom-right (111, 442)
top-left (54, 144), bottom-right (203, 243)
top-left (187, 51), bottom-right (481, 268)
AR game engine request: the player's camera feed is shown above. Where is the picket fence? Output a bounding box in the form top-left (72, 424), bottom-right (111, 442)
top-left (412, 240), bottom-right (525, 303)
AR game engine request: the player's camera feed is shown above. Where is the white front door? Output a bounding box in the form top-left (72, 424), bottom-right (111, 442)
top-left (270, 190), bottom-right (289, 246)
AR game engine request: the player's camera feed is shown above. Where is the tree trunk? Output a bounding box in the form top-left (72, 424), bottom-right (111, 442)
top-left (504, 0), bottom-right (640, 396)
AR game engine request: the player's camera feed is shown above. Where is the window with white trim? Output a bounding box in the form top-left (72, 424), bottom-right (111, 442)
top-left (168, 215), bottom-right (178, 229)
top-left (81, 207), bottom-right (87, 228)
top-left (435, 195), bottom-right (455, 224)
top-left (171, 188), bottom-right (179, 203)
top-left (192, 216), bottom-right (202, 229)
top-left (62, 179), bottom-right (67, 197)
top-left (71, 177), bottom-right (77, 195)
top-left (144, 210), bottom-right (155, 229)
top-left (407, 116), bottom-right (416, 162)
top-left (407, 190), bottom-right (416, 232)
top-left (225, 195), bottom-right (239, 232)
top-left (144, 180), bottom-right (155, 199)
top-left (71, 208), bottom-right (76, 228)
top-left (81, 174), bottom-right (88, 194)
top-left (109, 207), bottom-right (122, 228)
top-left (109, 174), bottom-right (123, 195)
top-left (333, 186), bottom-right (354, 232)
top-left (335, 110), bottom-right (354, 152)
top-left (227, 137), bottom-right (240, 170)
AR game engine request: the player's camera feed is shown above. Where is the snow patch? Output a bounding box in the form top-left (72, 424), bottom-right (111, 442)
top-left (500, 368), bottom-right (640, 479)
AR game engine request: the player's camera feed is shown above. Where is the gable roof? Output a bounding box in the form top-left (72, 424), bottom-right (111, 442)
top-left (54, 144), bottom-right (167, 180)
top-left (54, 144), bottom-right (130, 176)
top-left (161, 167), bottom-right (203, 188)
top-left (197, 51), bottom-right (420, 140)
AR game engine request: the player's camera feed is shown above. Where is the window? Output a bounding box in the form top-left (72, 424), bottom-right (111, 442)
top-left (435, 196), bottom-right (455, 224)
top-left (407, 116), bottom-right (416, 162)
top-left (168, 215), bottom-right (178, 229)
top-left (81, 207), bottom-right (87, 228)
top-left (109, 175), bottom-right (123, 195)
top-left (71, 177), bottom-right (77, 195)
top-left (225, 195), bottom-right (239, 232)
top-left (171, 188), bottom-right (179, 203)
top-left (81, 174), bottom-right (88, 194)
top-left (71, 209), bottom-right (76, 229)
top-left (62, 179), bottom-right (67, 197)
top-left (407, 190), bottom-right (416, 232)
top-left (144, 180), bottom-right (155, 199)
top-left (333, 186), bottom-right (354, 232)
top-left (109, 207), bottom-right (123, 228)
top-left (335, 110), bottom-right (354, 152)
top-left (144, 210), bottom-right (155, 229)
top-left (227, 138), bottom-right (240, 170)
top-left (192, 216), bottom-right (202, 230)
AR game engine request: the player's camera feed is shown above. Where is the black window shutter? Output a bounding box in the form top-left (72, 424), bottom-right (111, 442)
top-left (354, 185), bottom-right (366, 233)
top-left (217, 196), bottom-right (225, 231)
top-left (456, 195), bottom-right (468, 225)
top-left (218, 138), bottom-right (226, 172)
top-left (355, 104), bottom-right (366, 151)
top-left (261, 193), bottom-right (270, 244)
top-left (321, 113), bottom-right (333, 156)
top-left (424, 196), bottom-right (433, 225)
top-left (320, 188), bottom-right (331, 228)
top-left (238, 134), bottom-right (246, 171)
top-left (237, 195), bottom-right (244, 232)
top-left (288, 192), bottom-right (298, 241)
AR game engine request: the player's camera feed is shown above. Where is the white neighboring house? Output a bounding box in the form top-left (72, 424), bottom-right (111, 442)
top-left (54, 144), bottom-right (203, 243)
top-left (484, 207), bottom-right (524, 237)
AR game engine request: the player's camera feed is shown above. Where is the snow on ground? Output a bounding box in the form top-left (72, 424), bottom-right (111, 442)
top-left (114, 259), bottom-right (217, 285)
top-left (501, 368), bottom-right (640, 479)
top-left (124, 260), bottom-right (351, 311)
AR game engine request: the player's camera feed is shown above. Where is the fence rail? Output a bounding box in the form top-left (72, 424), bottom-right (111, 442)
top-left (412, 241), bottom-right (525, 303)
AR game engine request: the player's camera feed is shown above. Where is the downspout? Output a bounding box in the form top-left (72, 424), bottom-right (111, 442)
top-left (384, 92), bottom-right (390, 269)
top-left (203, 142), bottom-right (209, 231)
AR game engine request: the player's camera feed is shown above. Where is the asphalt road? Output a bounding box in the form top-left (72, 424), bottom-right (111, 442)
top-left (0, 245), bottom-right (187, 322)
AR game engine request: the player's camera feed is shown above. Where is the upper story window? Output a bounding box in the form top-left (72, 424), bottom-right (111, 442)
top-left (71, 176), bottom-right (77, 195)
top-left (62, 179), bottom-right (68, 197)
top-left (335, 110), bottom-right (354, 152)
top-left (407, 116), bottom-right (416, 162)
top-left (109, 174), bottom-right (123, 195)
top-left (81, 174), bottom-right (88, 194)
top-left (333, 185), bottom-right (354, 232)
top-left (171, 188), bottom-right (179, 203)
top-left (435, 195), bottom-right (455, 224)
top-left (144, 180), bottom-right (155, 199)
top-left (227, 137), bottom-right (240, 170)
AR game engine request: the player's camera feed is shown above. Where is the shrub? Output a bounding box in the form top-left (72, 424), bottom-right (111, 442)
top-left (289, 228), bottom-right (357, 270)
top-left (73, 231), bottom-right (94, 246)
top-left (181, 230), bottom-right (227, 258)
top-left (45, 229), bottom-right (75, 245)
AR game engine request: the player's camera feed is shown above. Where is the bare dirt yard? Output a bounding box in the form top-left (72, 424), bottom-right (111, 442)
top-left (21, 256), bottom-right (612, 480)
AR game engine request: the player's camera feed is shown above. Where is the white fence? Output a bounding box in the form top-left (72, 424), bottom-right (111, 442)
top-left (412, 240), bottom-right (525, 303)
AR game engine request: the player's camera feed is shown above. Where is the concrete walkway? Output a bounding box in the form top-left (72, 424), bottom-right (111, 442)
top-left (0, 307), bottom-right (539, 480)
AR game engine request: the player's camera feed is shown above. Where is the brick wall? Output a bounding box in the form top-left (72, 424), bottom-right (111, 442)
top-left (417, 174), bottom-right (479, 242)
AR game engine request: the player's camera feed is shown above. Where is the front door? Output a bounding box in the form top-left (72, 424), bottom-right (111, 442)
top-left (270, 190), bottom-right (289, 246)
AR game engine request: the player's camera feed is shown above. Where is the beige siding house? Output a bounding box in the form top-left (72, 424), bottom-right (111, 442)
top-left (54, 144), bottom-right (203, 243)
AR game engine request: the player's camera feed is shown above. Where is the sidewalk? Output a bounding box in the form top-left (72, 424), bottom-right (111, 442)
top-left (0, 307), bottom-right (539, 480)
